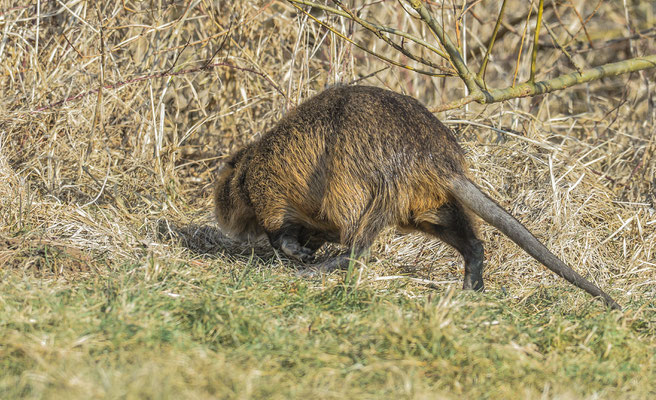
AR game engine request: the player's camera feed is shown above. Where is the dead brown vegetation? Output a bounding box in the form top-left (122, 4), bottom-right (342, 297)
top-left (0, 1), bottom-right (654, 305)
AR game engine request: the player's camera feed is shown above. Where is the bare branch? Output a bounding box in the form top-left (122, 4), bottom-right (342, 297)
top-left (512, 2), bottom-right (534, 87)
top-left (528, 0), bottom-right (544, 83)
top-left (332, 0), bottom-right (454, 74)
top-left (287, 1), bottom-right (655, 111)
top-left (434, 55), bottom-right (656, 111)
top-left (28, 61), bottom-right (289, 114)
top-left (542, 20), bottom-right (583, 73)
top-left (477, 0), bottom-right (507, 81)
top-left (567, 0), bottom-right (595, 48)
top-left (286, 0), bottom-right (448, 60)
top-left (404, 0), bottom-right (485, 96)
top-left (287, 1), bottom-right (450, 77)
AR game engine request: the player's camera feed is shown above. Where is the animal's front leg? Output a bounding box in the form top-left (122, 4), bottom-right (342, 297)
top-left (267, 227), bottom-right (316, 264)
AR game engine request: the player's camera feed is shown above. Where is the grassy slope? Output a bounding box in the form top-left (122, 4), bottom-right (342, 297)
top-left (1, 252), bottom-right (654, 399)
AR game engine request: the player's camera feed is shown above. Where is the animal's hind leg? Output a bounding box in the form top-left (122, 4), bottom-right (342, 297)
top-left (416, 203), bottom-right (485, 291)
top-left (299, 205), bottom-right (387, 276)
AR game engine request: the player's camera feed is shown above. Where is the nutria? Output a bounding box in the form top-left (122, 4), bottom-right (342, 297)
top-left (214, 85), bottom-right (620, 310)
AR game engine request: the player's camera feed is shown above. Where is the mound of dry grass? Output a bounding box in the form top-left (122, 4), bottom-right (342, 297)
top-left (0, 0), bottom-right (653, 297)
top-left (0, 0), bottom-right (654, 303)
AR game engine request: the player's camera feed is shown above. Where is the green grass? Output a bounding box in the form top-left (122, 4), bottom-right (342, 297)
top-left (1, 255), bottom-right (653, 399)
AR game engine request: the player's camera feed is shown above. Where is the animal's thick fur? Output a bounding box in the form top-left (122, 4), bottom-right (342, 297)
top-left (214, 85), bottom-right (620, 310)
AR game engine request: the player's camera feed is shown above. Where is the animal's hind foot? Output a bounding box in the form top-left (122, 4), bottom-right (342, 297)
top-left (462, 273), bottom-right (484, 291)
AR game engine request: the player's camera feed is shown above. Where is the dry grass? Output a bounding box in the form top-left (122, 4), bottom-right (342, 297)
top-left (0, 1), bottom-right (654, 398)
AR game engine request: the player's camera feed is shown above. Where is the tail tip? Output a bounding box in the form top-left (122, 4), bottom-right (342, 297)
top-left (602, 295), bottom-right (622, 311)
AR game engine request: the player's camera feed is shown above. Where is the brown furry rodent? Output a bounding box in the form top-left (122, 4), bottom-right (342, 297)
top-left (214, 85), bottom-right (620, 310)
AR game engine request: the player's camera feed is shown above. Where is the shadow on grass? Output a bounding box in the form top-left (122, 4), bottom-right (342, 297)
top-left (155, 219), bottom-right (278, 260)
top-left (154, 219), bottom-right (347, 272)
